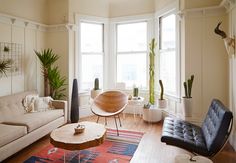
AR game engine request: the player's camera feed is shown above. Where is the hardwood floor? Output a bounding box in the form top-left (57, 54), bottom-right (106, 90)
top-left (4, 114), bottom-right (236, 163)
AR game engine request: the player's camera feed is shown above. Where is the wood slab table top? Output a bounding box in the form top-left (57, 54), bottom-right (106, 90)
top-left (50, 121), bottom-right (106, 150)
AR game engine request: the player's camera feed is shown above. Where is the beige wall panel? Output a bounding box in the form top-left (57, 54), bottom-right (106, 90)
top-left (0, 0), bottom-right (48, 24)
top-left (11, 26), bottom-right (24, 94)
top-left (184, 0), bottom-right (222, 9)
top-left (155, 0), bottom-right (175, 11)
top-left (24, 28), bottom-right (37, 91)
top-left (0, 23), bottom-right (11, 96)
top-left (109, 0), bottom-right (154, 18)
top-left (36, 30), bottom-right (47, 96)
top-left (46, 31), bottom-right (68, 78)
top-left (185, 17), bottom-right (203, 117)
top-left (185, 13), bottom-right (228, 120)
top-left (0, 23), bottom-right (11, 42)
top-left (69, 0), bottom-right (109, 22)
top-left (47, 0), bottom-right (68, 25)
top-left (202, 16), bottom-right (228, 115)
top-left (229, 6), bottom-right (236, 150)
top-left (46, 31), bottom-right (69, 99)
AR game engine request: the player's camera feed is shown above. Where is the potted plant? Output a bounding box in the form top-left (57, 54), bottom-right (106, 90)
top-left (133, 87), bottom-right (139, 97)
top-left (47, 66), bottom-right (66, 99)
top-left (91, 78), bottom-right (102, 99)
top-left (35, 48), bottom-right (59, 96)
top-left (3, 46), bottom-right (10, 52)
top-left (182, 75), bottom-right (194, 117)
top-left (144, 38), bottom-right (156, 109)
top-left (157, 80), bottom-right (167, 108)
top-left (0, 59), bottom-right (12, 77)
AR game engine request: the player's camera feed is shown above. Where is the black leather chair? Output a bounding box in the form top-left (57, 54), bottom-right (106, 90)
top-left (161, 99), bottom-right (233, 157)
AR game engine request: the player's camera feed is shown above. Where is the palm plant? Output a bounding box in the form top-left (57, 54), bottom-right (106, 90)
top-left (48, 67), bottom-right (66, 100)
top-left (0, 59), bottom-right (12, 76)
top-left (35, 49), bottom-right (59, 96)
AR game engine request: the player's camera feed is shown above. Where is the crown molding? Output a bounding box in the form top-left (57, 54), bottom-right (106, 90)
top-left (177, 0), bottom-right (233, 18)
top-left (0, 13), bottom-right (76, 32)
top-left (220, 0), bottom-right (236, 11)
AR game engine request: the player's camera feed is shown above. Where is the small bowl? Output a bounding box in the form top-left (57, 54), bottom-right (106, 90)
top-left (74, 124), bottom-right (85, 134)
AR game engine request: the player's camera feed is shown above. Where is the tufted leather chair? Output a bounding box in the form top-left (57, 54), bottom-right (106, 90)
top-left (161, 99), bottom-right (233, 157)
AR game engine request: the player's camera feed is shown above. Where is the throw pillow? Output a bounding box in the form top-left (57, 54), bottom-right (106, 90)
top-left (22, 94), bottom-right (39, 113)
top-left (34, 96), bottom-right (54, 112)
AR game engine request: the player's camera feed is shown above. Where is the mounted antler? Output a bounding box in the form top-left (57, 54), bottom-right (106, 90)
top-left (214, 22), bottom-right (227, 39)
top-left (214, 22), bottom-right (235, 56)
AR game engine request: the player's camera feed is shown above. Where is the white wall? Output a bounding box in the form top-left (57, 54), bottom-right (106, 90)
top-left (182, 10), bottom-right (228, 120)
top-left (109, 0), bottom-right (155, 18)
top-left (184, 0), bottom-right (222, 9)
top-left (47, 0), bottom-right (69, 25)
top-left (155, 0), bottom-right (176, 11)
top-left (69, 0), bottom-right (109, 23)
top-left (0, 16), bottom-right (46, 96)
top-left (229, 3), bottom-right (236, 150)
top-left (0, 0), bottom-right (48, 24)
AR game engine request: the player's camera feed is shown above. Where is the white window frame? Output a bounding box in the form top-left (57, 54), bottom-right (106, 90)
top-left (110, 14), bottom-right (155, 90)
top-left (155, 2), bottom-right (181, 100)
top-left (76, 15), bottom-right (109, 91)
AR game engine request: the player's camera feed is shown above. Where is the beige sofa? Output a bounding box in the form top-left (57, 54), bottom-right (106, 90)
top-left (0, 91), bottom-right (67, 161)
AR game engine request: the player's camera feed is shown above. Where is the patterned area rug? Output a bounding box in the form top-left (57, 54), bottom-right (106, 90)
top-left (24, 129), bottom-right (144, 163)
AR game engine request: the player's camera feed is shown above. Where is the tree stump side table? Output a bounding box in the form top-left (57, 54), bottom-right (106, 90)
top-left (50, 121), bottom-right (106, 162)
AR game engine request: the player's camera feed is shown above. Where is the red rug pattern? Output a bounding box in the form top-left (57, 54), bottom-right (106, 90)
top-left (24, 129), bottom-right (144, 163)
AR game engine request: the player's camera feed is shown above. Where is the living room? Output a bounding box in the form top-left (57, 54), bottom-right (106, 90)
top-left (0, 0), bottom-right (236, 162)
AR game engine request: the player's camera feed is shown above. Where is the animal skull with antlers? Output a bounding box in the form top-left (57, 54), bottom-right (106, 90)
top-left (214, 22), bottom-right (235, 56)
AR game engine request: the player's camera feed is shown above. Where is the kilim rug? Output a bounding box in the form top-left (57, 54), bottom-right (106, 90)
top-left (24, 129), bottom-right (144, 163)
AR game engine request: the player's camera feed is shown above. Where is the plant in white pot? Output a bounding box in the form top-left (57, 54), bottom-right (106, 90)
top-left (143, 38), bottom-right (156, 109)
top-left (91, 78), bottom-right (102, 99)
top-left (182, 75), bottom-right (194, 117)
top-left (158, 80), bottom-right (167, 108)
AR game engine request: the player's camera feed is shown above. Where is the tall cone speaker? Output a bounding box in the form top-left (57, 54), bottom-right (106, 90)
top-left (71, 79), bottom-right (79, 123)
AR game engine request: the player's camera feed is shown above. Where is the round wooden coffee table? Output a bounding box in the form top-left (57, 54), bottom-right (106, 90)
top-left (50, 121), bottom-right (106, 151)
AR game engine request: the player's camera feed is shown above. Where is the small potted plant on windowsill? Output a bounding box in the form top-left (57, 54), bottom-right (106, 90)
top-left (91, 78), bottom-right (102, 99)
top-left (182, 75), bottom-right (194, 117)
top-left (157, 80), bottom-right (167, 108)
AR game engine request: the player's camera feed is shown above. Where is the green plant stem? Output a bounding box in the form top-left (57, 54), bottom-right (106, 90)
top-left (94, 78), bottom-right (99, 90)
top-left (184, 82), bottom-right (188, 97)
top-left (159, 80), bottom-right (164, 100)
top-left (149, 38), bottom-right (156, 105)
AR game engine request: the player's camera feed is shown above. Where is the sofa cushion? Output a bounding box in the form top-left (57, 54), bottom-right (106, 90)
top-left (0, 91), bottom-right (37, 122)
top-left (3, 109), bottom-right (64, 133)
top-left (0, 124), bottom-right (27, 148)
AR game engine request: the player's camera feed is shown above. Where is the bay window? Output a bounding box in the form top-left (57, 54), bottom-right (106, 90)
top-left (116, 22), bottom-right (148, 88)
top-left (158, 13), bottom-right (178, 97)
top-left (80, 22), bottom-right (104, 90)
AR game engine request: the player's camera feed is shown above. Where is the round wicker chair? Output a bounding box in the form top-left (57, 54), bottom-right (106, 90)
top-left (91, 90), bottom-right (128, 135)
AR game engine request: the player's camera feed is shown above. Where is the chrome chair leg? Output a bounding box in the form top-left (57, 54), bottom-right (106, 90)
top-left (118, 115), bottom-right (122, 127)
top-left (114, 116), bottom-right (119, 136)
top-left (96, 116), bottom-right (100, 123)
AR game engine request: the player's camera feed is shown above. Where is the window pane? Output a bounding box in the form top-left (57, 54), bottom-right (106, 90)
top-left (117, 22), bottom-right (147, 52)
top-left (160, 51), bottom-right (176, 94)
top-left (81, 22), bottom-right (103, 53)
top-left (81, 54), bottom-right (103, 90)
top-left (160, 14), bottom-right (176, 49)
top-left (117, 53), bottom-right (146, 88)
